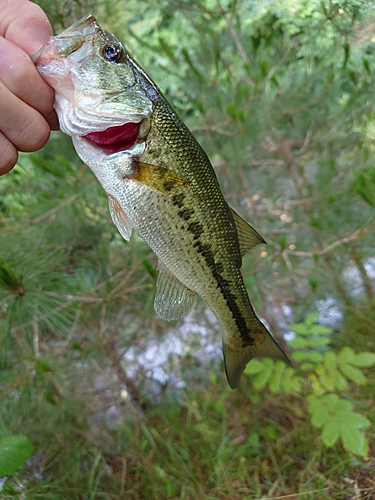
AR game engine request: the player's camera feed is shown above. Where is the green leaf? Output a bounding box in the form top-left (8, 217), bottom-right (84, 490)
top-left (306, 352), bottom-right (323, 363)
top-left (336, 411), bottom-right (370, 429)
top-left (319, 372), bottom-right (335, 392)
top-left (290, 323), bottom-right (308, 335)
top-left (300, 362), bottom-right (314, 371)
top-left (307, 337), bottom-right (331, 347)
top-left (246, 359), bottom-right (266, 374)
top-left (322, 419), bottom-right (339, 447)
top-left (307, 395), bottom-right (321, 414)
top-left (338, 347), bottom-right (355, 364)
top-left (289, 337), bottom-right (308, 348)
top-left (340, 425), bottom-right (369, 456)
top-left (292, 351), bottom-right (308, 362)
top-left (253, 367), bottom-right (272, 390)
top-left (309, 325), bottom-right (332, 335)
top-left (280, 368), bottom-right (295, 392)
top-left (269, 372), bottom-right (282, 393)
top-left (292, 351), bottom-right (322, 363)
top-left (322, 393), bottom-right (339, 410)
top-left (333, 399), bottom-right (353, 413)
top-left (311, 403), bottom-right (329, 428)
top-left (323, 351), bottom-right (337, 370)
top-left (350, 352), bottom-right (375, 368)
top-left (340, 364), bottom-right (366, 385)
top-left (291, 376), bottom-right (302, 392)
top-left (269, 362), bottom-right (285, 393)
top-left (328, 368), bottom-right (348, 391)
top-left (0, 435), bottom-right (34, 476)
top-left (304, 312), bottom-right (319, 326)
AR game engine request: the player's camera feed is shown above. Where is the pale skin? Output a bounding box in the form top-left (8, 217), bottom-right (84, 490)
top-left (0, 0), bottom-right (58, 175)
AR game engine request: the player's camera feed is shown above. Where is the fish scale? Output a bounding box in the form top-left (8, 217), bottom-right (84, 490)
top-left (33, 14), bottom-right (291, 388)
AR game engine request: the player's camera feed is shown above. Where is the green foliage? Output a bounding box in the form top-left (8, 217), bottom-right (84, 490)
top-left (245, 312), bottom-right (375, 456)
top-left (0, 258), bottom-right (24, 297)
top-left (0, 432), bottom-right (34, 476)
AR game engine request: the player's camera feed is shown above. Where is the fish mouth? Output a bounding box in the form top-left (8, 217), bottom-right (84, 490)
top-left (83, 122), bottom-right (141, 155)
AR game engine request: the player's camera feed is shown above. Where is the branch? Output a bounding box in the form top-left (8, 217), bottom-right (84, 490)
top-left (31, 192), bottom-right (81, 225)
top-left (216, 0), bottom-right (255, 87)
top-left (285, 219), bottom-right (375, 258)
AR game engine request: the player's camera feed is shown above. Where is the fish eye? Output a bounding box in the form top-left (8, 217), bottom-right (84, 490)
top-left (101, 43), bottom-right (123, 63)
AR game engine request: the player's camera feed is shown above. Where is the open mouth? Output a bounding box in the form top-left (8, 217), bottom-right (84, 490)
top-left (83, 122), bottom-right (140, 154)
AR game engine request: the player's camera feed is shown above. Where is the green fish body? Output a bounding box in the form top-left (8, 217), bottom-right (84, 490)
top-left (34, 15), bottom-right (290, 388)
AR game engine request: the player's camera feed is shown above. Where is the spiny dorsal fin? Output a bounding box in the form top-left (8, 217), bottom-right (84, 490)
top-left (154, 261), bottom-right (197, 321)
top-left (230, 207), bottom-right (266, 258)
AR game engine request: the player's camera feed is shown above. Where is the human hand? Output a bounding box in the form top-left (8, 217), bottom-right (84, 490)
top-left (0, 0), bottom-right (59, 175)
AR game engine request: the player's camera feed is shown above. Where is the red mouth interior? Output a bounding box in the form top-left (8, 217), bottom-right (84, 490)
top-left (84, 122), bottom-right (140, 154)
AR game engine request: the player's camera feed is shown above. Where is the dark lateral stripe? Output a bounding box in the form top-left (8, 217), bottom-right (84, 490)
top-left (193, 239), bottom-right (253, 345)
top-left (178, 208), bottom-right (195, 221)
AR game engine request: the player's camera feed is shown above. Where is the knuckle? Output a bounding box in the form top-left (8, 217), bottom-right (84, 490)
top-left (11, 111), bottom-right (50, 152)
top-left (18, 115), bottom-right (50, 152)
top-left (25, 2), bottom-right (48, 23)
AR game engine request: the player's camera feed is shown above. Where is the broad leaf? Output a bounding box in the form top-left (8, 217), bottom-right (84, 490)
top-left (336, 411), bottom-right (370, 429)
top-left (340, 364), bottom-right (366, 385)
top-left (311, 403), bottom-right (329, 428)
top-left (350, 353), bottom-right (375, 368)
top-left (322, 419), bottom-right (339, 447)
top-left (0, 435), bottom-right (34, 476)
top-left (340, 425), bottom-right (369, 456)
top-left (245, 359), bottom-right (266, 374)
top-left (337, 347), bottom-right (355, 364)
top-left (304, 312), bottom-right (319, 326)
top-left (309, 325), bottom-right (332, 335)
top-left (290, 323), bottom-right (308, 335)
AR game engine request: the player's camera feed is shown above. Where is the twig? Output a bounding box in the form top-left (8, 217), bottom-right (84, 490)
top-left (33, 316), bottom-right (39, 358)
top-left (0, 362), bottom-right (37, 402)
top-left (190, 122), bottom-right (238, 136)
top-left (31, 192), bottom-right (81, 225)
top-left (259, 489), bottom-right (329, 499)
top-left (216, 0), bottom-right (255, 86)
top-left (285, 219), bottom-right (375, 258)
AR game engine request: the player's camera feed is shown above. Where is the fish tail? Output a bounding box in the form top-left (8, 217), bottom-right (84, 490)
top-left (222, 324), bottom-right (291, 389)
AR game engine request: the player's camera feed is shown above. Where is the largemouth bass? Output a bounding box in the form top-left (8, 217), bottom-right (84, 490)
top-left (33, 15), bottom-right (290, 388)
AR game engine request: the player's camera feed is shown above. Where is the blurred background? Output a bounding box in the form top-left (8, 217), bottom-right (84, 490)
top-left (0, 0), bottom-right (374, 498)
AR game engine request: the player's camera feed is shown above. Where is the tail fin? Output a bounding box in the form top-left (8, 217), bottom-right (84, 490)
top-left (222, 327), bottom-right (291, 389)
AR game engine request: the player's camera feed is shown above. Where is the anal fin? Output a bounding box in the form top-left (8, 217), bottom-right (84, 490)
top-left (154, 262), bottom-right (197, 321)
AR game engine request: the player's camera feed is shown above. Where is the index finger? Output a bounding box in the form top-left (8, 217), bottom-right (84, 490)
top-left (1, 0), bottom-right (53, 54)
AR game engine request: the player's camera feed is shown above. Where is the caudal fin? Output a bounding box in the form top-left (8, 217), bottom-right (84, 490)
top-left (222, 329), bottom-right (291, 389)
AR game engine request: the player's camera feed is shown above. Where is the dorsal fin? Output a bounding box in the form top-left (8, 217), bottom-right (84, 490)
top-left (230, 207), bottom-right (266, 258)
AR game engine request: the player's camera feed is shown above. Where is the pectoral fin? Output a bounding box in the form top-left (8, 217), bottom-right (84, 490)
top-left (108, 195), bottom-right (133, 241)
top-left (128, 160), bottom-right (188, 194)
top-left (230, 207), bottom-right (266, 258)
top-left (154, 262), bottom-right (197, 321)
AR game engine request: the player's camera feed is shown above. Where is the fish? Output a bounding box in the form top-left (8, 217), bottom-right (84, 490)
top-left (32, 15), bottom-right (291, 388)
